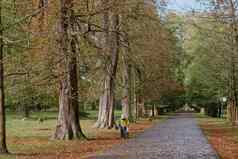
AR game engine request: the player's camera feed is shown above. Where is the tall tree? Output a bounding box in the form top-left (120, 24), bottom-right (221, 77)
top-left (95, 0), bottom-right (120, 128)
top-left (121, 54), bottom-right (132, 120)
top-left (206, 0), bottom-right (238, 124)
top-left (0, 0), bottom-right (8, 153)
top-left (53, 0), bottom-right (85, 140)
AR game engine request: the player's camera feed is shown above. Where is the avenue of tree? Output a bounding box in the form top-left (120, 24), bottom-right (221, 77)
top-left (0, 0), bottom-right (184, 153)
top-left (0, 0), bottom-right (238, 156)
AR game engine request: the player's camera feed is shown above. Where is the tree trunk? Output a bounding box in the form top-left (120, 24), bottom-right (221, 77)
top-left (228, 46), bottom-right (237, 125)
top-left (121, 55), bottom-right (132, 120)
top-left (0, 0), bottom-right (8, 153)
top-left (227, 0), bottom-right (238, 126)
top-left (95, 76), bottom-right (115, 128)
top-left (132, 67), bottom-right (138, 120)
top-left (227, 103), bottom-right (231, 121)
top-left (23, 105), bottom-right (30, 118)
top-left (156, 107), bottom-right (160, 116)
top-left (95, 10), bottom-right (120, 129)
top-left (152, 104), bottom-right (155, 117)
top-left (136, 69), bottom-right (145, 118)
top-left (53, 0), bottom-right (85, 140)
top-left (91, 101), bottom-right (97, 110)
top-left (0, 4), bottom-right (7, 154)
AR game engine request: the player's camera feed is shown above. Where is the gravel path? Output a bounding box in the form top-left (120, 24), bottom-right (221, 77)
top-left (86, 113), bottom-right (219, 159)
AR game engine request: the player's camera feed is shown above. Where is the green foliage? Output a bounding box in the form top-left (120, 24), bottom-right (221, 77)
top-left (181, 15), bottom-right (229, 106)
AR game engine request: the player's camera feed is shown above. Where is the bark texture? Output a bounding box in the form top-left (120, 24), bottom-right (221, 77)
top-left (95, 6), bottom-right (120, 128)
top-left (132, 68), bottom-right (138, 120)
top-left (226, 0), bottom-right (238, 126)
top-left (53, 0), bottom-right (85, 140)
top-left (136, 69), bottom-right (145, 118)
top-left (121, 55), bottom-right (131, 120)
top-left (0, 0), bottom-right (8, 153)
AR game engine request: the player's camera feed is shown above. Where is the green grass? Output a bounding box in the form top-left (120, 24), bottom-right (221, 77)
top-left (6, 110), bottom-right (123, 137)
top-left (1, 110), bottom-right (168, 158)
top-left (0, 154), bottom-right (15, 159)
top-left (1, 110), bottom-right (123, 159)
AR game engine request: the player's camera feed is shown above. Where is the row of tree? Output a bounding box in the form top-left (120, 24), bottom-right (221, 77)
top-left (0, 0), bottom-right (184, 154)
top-left (175, 0), bottom-right (238, 122)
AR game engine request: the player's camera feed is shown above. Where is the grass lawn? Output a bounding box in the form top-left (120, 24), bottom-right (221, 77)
top-left (0, 111), bottom-right (163, 159)
top-left (197, 115), bottom-right (238, 159)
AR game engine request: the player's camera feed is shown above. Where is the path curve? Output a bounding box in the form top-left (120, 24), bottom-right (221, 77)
top-left (86, 113), bottom-right (219, 159)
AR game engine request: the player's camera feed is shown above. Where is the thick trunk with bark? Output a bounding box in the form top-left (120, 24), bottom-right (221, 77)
top-left (95, 76), bottom-right (115, 128)
top-left (132, 67), bottom-right (138, 120)
top-left (121, 56), bottom-right (132, 120)
top-left (53, 0), bottom-right (85, 140)
top-left (54, 57), bottom-right (85, 139)
top-left (95, 10), bottom-right (120, 129)
top-left (137, 69), bottom-right (145, 118)
top-left (228, 45), bottom-right (237, 125)
top-left (228, 101), bottom-right (237, 125)
top-left (226, 0), bottom-right (238, 126)
top-left (0, 0), bottom-right (8, 153)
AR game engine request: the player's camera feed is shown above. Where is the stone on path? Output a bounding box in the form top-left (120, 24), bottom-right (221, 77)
top-left (86, 113), bottom-right (219, 159)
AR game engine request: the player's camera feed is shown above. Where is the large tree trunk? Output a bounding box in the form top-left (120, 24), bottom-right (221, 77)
top-left (228, 42), bottom-right (237, 125)
top-left (136, 69), bottom-right (145, 118)
top-left (95, 76), bottom-right (115, 128)
top-left (0, 0), bottom-right (8, 153)
top-left (53, 0), bottom-right (85, 140)
top-left (132, 67), bottom-right (138, 120)
top-left (226, 0), bottom-right (238, 126)
top-left (121, 55), bottom-right (132, 120)
top-left (95, 9), bottom-right (120, 129)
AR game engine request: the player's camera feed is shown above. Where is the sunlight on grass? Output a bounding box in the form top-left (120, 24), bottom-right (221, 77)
top-left (3, 111), bottom-right (123, 157)
top-left (1, 110), bottom-right (165, 158)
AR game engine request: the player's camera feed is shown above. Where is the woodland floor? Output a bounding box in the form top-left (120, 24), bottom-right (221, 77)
top-left (198, 115), bottom-right (238, 159)
top-left (85, 113), bottom-right (218, 159)
top-left (0, 111), bottom-right (164, 159)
